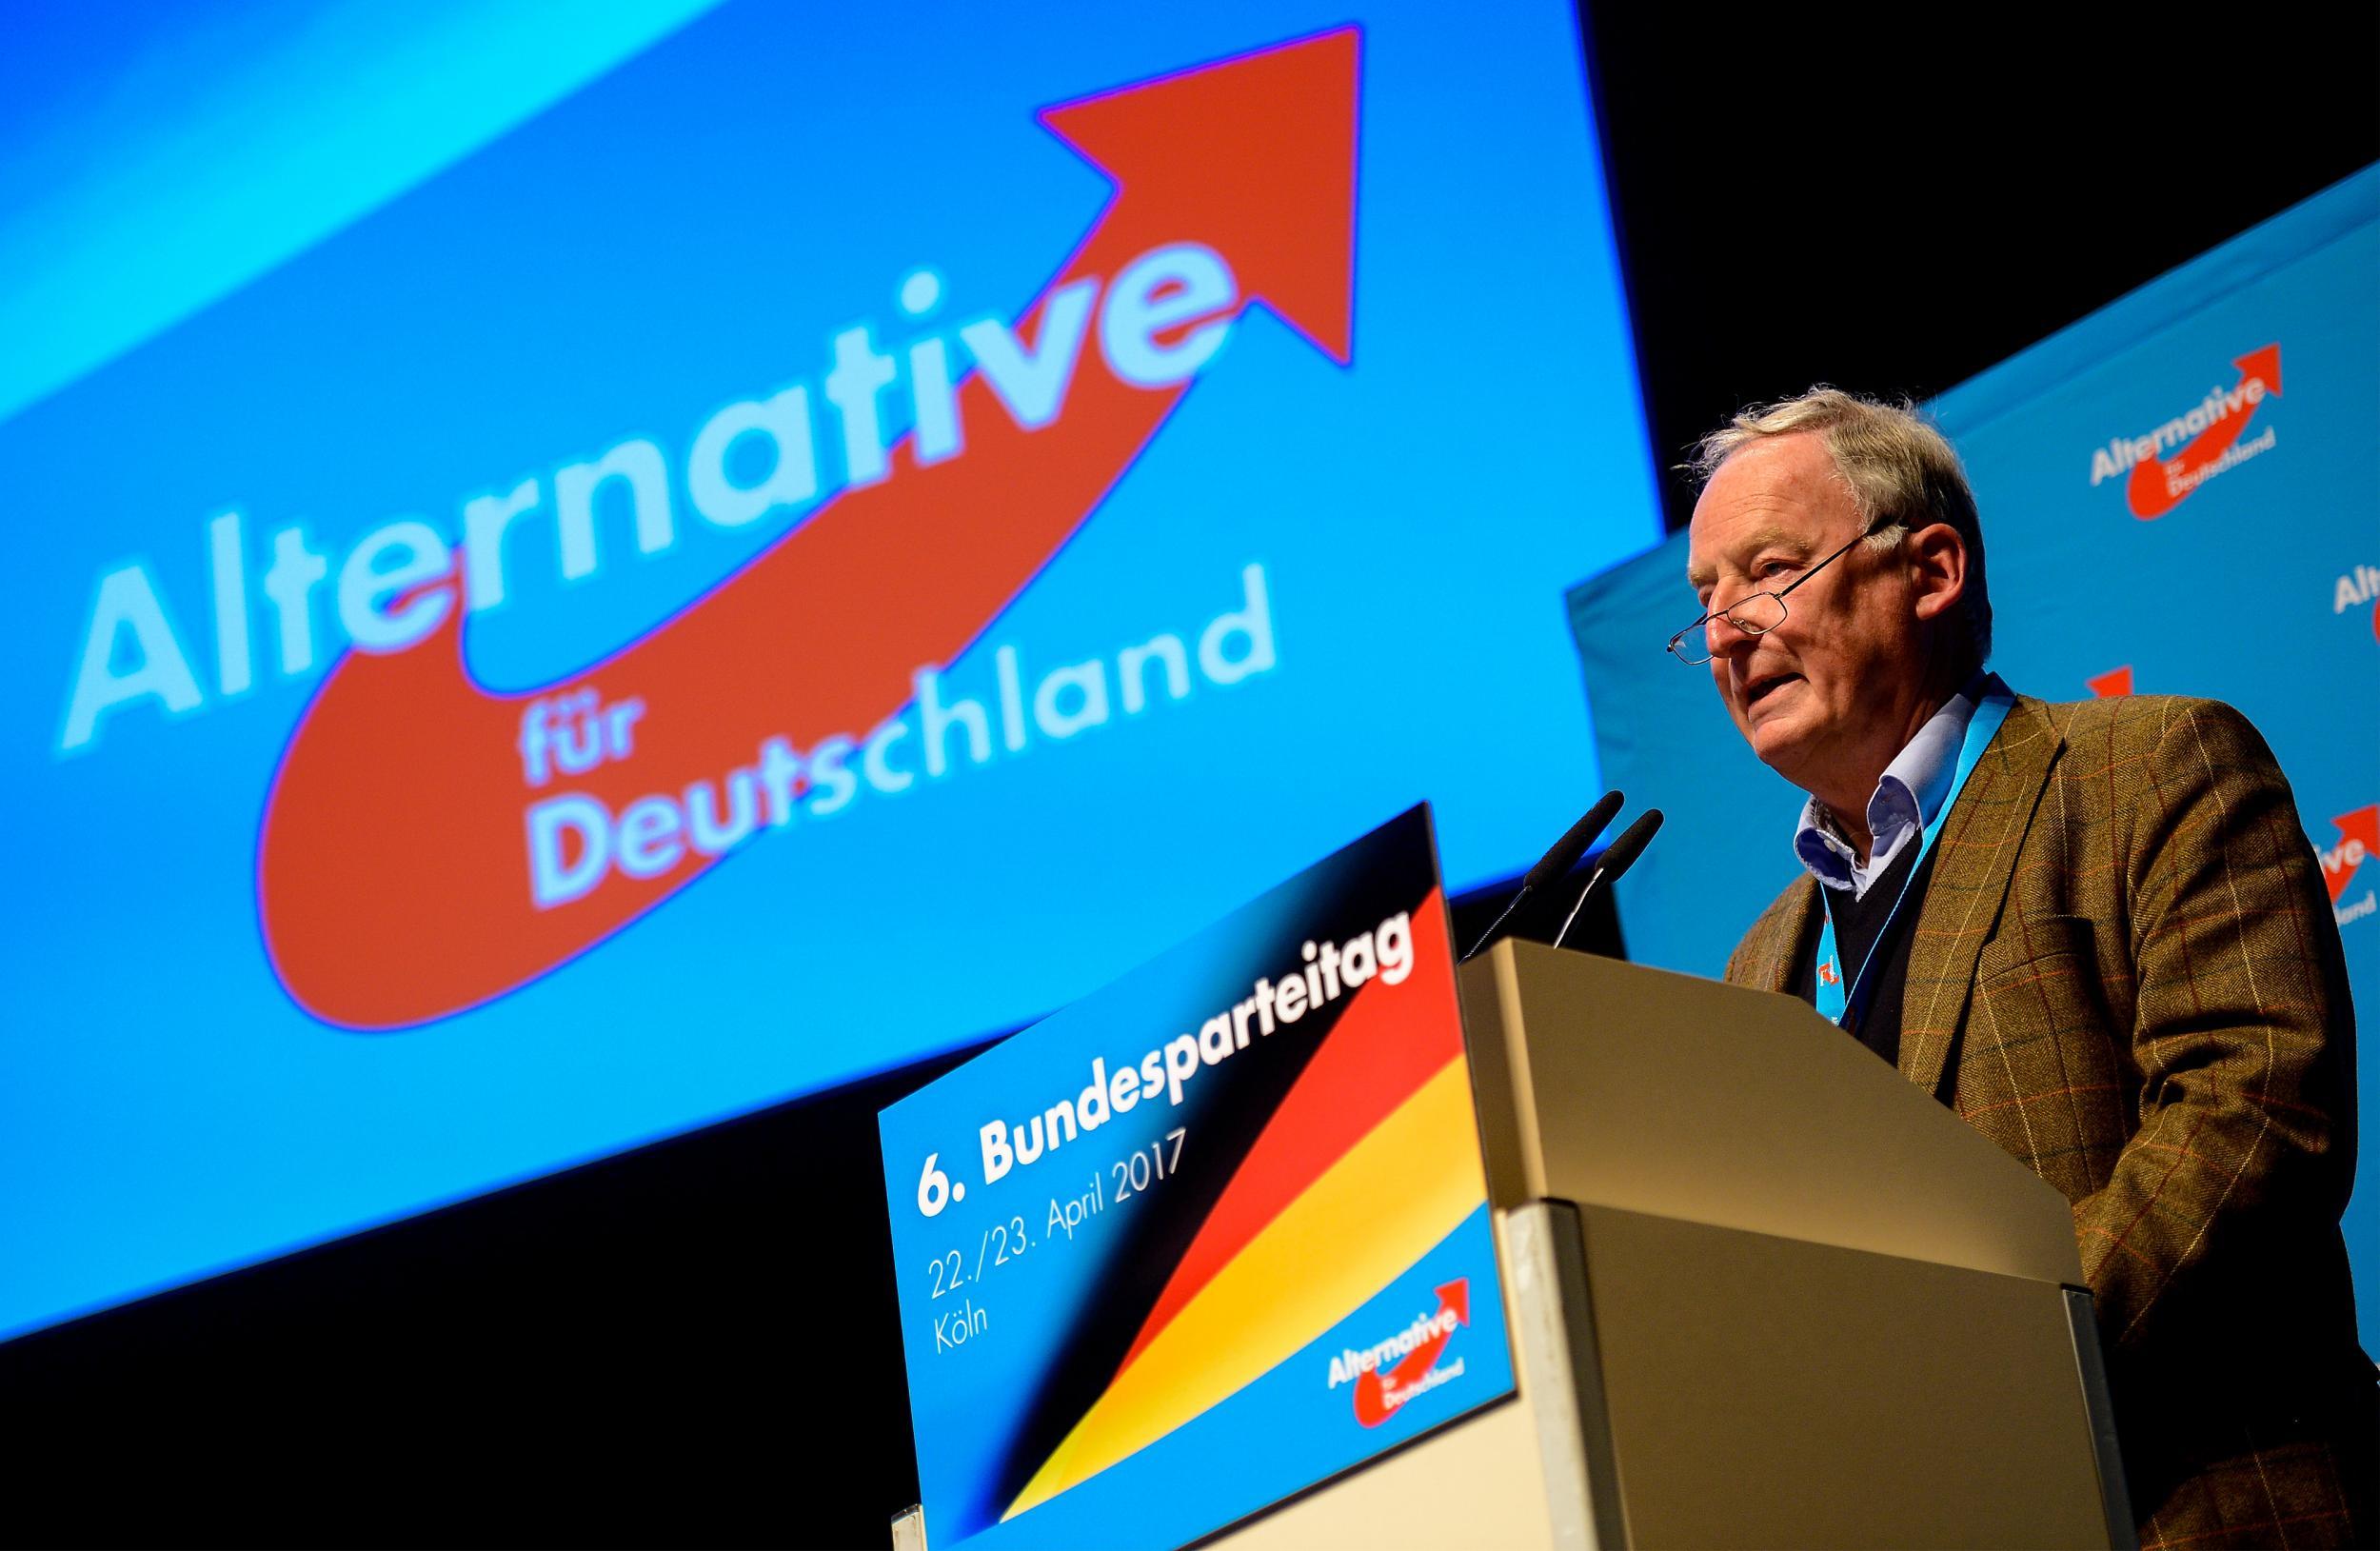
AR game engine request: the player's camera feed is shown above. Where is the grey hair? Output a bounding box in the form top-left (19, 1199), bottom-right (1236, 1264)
top-left (1690, 388), bottom-right (1992, 667)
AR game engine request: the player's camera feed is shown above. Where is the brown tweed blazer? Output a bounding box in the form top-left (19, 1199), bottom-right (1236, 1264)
top-left (1726, 693), bottom-right (2370, 1549)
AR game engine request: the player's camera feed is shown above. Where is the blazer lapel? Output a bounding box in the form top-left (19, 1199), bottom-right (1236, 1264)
top-left (1898, 695), bottom-right (2064, 1099)
top-left (1739, 877), bottom-right (1820, 994)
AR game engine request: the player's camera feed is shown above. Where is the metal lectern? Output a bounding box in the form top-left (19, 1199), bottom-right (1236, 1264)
top-left (1211, 939), bottom-right (2131, 1551)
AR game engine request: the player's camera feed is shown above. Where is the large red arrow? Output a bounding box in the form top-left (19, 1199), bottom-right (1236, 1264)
top-left (2126, 344), bottom-right (2280, 520)
top-left (258, 29), bottom-right (1359, 1028)
top-left (1353, 1280), bottom-right (1469, 1428)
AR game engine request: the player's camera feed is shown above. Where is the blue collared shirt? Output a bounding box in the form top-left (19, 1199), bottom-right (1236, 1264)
top-left (1794, 686), bottom-right (1981, 899)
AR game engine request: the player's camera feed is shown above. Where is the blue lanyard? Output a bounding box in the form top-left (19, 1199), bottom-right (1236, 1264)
top-left (1813, 678), bottom-right (2015, 1028)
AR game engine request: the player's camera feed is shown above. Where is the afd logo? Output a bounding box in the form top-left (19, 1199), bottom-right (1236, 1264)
top-left (2085, 344), bottom-right (2281, 519)
top-left (249, 28), bottom-right (1360, 1029)
top-left (2335, 563), bottom-right (2380, 647)
top-left (2321, 806), bottom-right (2377, 929)
top-left (1325, 1279), bottom-right (1471, 1428)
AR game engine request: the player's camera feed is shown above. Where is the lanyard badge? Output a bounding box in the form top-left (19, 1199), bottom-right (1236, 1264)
top-left (1812, 680), bottom-right (2015, 1028)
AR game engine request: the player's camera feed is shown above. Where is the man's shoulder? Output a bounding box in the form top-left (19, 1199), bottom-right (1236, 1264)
top-left (1993, 691), bottom-right (2302, 868)
top-left (2017, 690), bottom-right (2281, 768)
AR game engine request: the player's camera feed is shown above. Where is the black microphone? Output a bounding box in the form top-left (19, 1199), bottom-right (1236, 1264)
top-left (1460, 791), bottom-right (1625, 962)
top-left (1554, 808), bottom-right (1663, 952)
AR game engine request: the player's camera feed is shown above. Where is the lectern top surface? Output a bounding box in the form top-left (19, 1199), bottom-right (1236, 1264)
top-left (1458, 940), bottom-right (2084, 1285)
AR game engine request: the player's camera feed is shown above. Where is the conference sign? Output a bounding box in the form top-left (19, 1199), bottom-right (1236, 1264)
top-left (879, 805), bottom-right (1515, 1549)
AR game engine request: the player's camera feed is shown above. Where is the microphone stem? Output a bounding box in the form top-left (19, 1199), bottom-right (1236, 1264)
top-left (1554, 866), bottom-right (1609, 952)
top-left (1460, 885), bottom-right (1533, 963)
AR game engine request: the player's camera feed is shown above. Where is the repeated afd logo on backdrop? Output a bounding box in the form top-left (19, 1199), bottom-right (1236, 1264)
top-left (2085, 344), bottom-right (2281, 519)
top-left (2086, 666), bottom-right (2134, 699)
top-left (2323, 806), bottom-right (2377, 930)
top-left (2336, 561), bottom-right (2380, 646)
top-left (253, 29), bottom-right (1361, 1030)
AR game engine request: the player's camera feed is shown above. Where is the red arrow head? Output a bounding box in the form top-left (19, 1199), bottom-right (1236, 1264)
top-left (2087, 666), bottom-right (2134, 699)
top-left (2326, 805), bottom-right (2380, 904)
top-left (1040, 26), bottom-right (1359, 365)
top-left (1437, 1277), bottom-right (1470, 1326)
top-left (2234, 343), bottom-right (2282, 397)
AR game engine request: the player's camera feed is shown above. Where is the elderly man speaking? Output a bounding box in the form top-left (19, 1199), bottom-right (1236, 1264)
top-left (1681, 389), bottom-right (2371, 1548)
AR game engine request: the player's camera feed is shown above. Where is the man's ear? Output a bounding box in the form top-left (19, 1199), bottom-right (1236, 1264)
top-left (1905, 522), bottom-right (1968, 624)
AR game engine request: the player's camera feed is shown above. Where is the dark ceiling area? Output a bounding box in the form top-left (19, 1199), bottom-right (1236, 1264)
top-left (1581, 4), bottom-right (2378, 529)
top-left (5, 9), bottom-right (2372, 1549)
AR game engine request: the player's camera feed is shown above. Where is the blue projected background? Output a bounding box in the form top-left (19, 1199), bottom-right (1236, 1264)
top-left (0, 2), bottom-right (1660, 1339)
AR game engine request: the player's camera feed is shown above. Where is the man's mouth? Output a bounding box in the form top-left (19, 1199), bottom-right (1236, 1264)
top-left (1743, 672), bottom-right (1799, 711)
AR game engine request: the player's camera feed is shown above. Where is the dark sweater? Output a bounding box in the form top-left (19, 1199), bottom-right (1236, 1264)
top-left (1784, 839), bottom-right (1938, 1078)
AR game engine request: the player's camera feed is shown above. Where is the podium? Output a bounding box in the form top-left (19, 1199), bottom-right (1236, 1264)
top-left (1210, 940), bottom-right (2133, 1550)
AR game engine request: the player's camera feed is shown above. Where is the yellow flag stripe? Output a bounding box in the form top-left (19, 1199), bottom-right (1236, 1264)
top-left (1003, 1055), bottom-right (1484, 1521)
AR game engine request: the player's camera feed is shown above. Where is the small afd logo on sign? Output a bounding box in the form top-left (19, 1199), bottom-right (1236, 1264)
top-left (1326, 1280), bottom-right (1471, 1428)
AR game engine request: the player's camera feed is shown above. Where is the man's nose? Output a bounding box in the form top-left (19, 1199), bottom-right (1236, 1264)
top-left (1705, 605), bottom-right (1756, 664)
